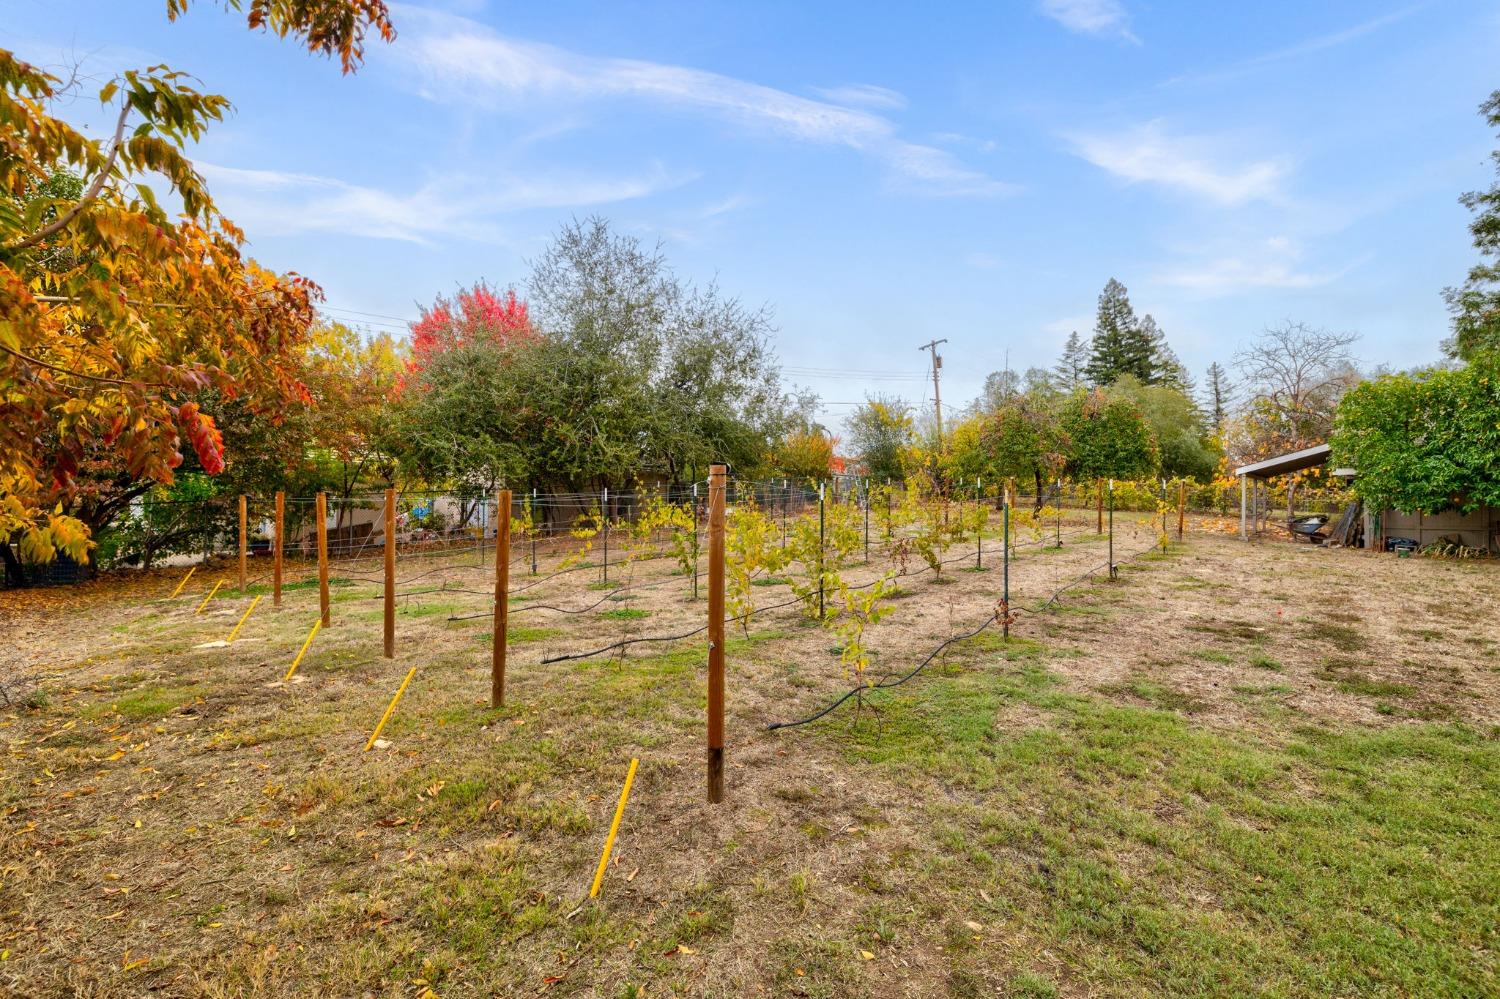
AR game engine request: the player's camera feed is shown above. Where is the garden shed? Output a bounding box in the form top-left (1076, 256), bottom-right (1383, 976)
top-left (1235, 443), bottom-right (1500, 553)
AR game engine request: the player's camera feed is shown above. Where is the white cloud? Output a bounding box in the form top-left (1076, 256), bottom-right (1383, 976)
top-left (1068, 121), bottom-right (1290, 205)
top-left (387, 8), bottom-right (1014, 197)
top-left (1158, 238), bottom-right (1363, 295)
top-left (198, 161), bottom-right (691, 244)
top-left (1165, 4), bottom-right (1426, 87)
top-left (810, 83), bottom-right (908, 110)
top-left (1038, 0), bottom-right (1139, 43)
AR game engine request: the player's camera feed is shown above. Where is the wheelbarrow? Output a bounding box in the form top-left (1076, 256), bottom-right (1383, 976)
top-left (1287, 515), bottom-right (1329, 544)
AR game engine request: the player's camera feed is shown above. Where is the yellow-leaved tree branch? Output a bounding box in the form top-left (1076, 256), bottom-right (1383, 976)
top-left (0, 1), bottom-right (393, 584)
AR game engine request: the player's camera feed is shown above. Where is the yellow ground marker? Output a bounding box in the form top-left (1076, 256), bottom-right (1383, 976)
top-left (590, 757), bottom-right (640, 898)
top-left (364, 667), bottom-right (417, 751)
top-left (195, 579), bottom-right (227, 615)
top-left (226, 595), bottom-right (262, 643)
top-left (284, 619), bottom-right (321, 681)
top-left (168, 565), bottom-right (197, 599)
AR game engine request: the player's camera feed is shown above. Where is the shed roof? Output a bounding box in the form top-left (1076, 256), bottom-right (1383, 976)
top-left (1234, 443), bottom-right (1331, 479)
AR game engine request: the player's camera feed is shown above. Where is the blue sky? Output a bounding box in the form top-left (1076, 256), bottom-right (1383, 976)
top-left (6, 0), bottom-right (1499, 426)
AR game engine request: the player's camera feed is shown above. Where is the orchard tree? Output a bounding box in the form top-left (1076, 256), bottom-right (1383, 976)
top-left (1060, 388), bottom-right (1158, 482)
top-left (0, 2), bottom-right (394, 572)
top-left (982, 393), bottom-right (1069, 506)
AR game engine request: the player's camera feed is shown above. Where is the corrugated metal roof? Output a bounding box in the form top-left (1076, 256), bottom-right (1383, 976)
top-left (1234, 443), bottom-right (1331, 478)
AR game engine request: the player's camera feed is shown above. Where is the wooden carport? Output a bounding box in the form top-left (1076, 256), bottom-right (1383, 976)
top-left (1233, 444), bottom-right (1352, 540)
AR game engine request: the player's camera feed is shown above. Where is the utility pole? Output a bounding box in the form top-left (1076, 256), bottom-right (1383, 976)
top-left (918, 338), bottom-right (948, 448)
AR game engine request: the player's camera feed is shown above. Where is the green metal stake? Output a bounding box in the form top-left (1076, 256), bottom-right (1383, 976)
top-left (818, 481), bottom-right (826, 620)
top-left (975, 477), bottom-right (983, 570)
top-left (1002, 498), bottom-right (1010, 638)
top-left (1108, 479), bottom-right (1117, 579)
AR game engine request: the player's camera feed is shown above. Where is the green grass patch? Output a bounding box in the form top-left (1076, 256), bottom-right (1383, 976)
top-left (814, 661), bottom-right (1499, 997)
top-left (598, 607), bottom-right (650, 621)
top-left (84, 683), bottom-right (201, 722)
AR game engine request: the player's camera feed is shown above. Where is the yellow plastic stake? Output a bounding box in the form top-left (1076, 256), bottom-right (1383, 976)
top-left (284, 619), bottom-right (321, 681)
top-left (169, 565), bottom-right (197, 599)
top-left (226, 595), bottom-right (262, 643)
top-left (364, 667), bottom-right (417, 751)
top-left (590, 757), bottom-right (640, 899)
top-left (195, 579), bottom-right (227, 615)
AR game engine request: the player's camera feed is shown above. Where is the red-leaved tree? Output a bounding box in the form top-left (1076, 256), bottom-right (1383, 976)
top-left (407, 284), bottom-right (534, 379)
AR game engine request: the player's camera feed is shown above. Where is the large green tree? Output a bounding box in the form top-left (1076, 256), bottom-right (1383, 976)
top-left (982, 393), bottom-right (1069, 505)
top-left (1060, 388), bottom-right (1158, 482)
top-left (844, 396), bottom-right (916, 483)
top-left (1084, 278), bottom-right (1155, 386)
top-left (1444, 90), bottom-right (1500, 362)
top-left (1108, 375), bottom-right (1218, 481)
top-left (1331, 352), bottom-right (1500, 515)
top-left (393, 218), bottom-right (807, 496)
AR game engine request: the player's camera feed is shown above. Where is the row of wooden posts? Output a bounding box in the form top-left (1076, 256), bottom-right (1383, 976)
top-left (233, 470), bottom-right (728, 804)
top-left (235, 470), bottom-right (1184, 804)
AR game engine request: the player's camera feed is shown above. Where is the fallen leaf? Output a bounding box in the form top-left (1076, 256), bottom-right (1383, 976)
top-left (677, 945), bottom-right (697, 955)
top-left (859, 950), bottom-right (874, 960)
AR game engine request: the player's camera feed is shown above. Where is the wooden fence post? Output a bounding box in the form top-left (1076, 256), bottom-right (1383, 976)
top-left (493, 489), bottom-right (511, 708)
top-left (316, 492), bottom-right (330, 626)
top-left (383, 487), bottom-right (396, 659)
top-left (273, 491), bottom-right (284, 608)
top-left (238, 495), bottom-right (248, 593)
top-left (707, 463), bottom-right (727, 804)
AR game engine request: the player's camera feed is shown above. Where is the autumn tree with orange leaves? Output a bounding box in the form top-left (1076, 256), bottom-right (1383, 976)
top-left (0, 1), bottom-right (394, 583)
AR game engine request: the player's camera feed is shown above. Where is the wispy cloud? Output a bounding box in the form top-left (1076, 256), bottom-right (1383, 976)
top-left (810, 83), bottom-right (907, 110)
top-left (1068, 121), bottom-right (1290, 205)
top-left (1038, 0), bottom-right (1139, 43)
top-left (387, 8), bottom-right (1015, 197)
top-left (1165, 4), bottom-right (1427, 87)
top-left (1158, 237), bottom-right (1363, 295)
top-left (198, 161), bottom-right (691, 244)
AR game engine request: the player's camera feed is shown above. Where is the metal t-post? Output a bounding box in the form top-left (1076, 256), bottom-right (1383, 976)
top-left (1108, 479), bottom-right (1117, 579)
top-left (975, 477), bottom-right (983, 570)
top-left (1002, 498), bottom-right (1010, 638)
top-left (601, 486), bottom-right (609, 584)
top-left (818, 481), bottom-right (826, 620)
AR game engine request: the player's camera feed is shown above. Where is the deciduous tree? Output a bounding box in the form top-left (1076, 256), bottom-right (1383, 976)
top-left (0, 2), bottom-right (394, 574)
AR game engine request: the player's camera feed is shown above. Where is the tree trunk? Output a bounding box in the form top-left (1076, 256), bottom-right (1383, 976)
top-left (1, 542), bottom-right (26, 588)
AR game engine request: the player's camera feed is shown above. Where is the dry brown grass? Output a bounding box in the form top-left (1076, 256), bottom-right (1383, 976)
top-left (2, 513), bottom-right (1496, 997)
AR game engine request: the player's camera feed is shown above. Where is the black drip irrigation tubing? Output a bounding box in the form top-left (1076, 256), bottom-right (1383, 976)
top-left (765, 534), bottom-right (1173, 731)
top-left (529, 523), bottom-right (1111, 663)
top-left (538, 593), bottom-right (809, 665)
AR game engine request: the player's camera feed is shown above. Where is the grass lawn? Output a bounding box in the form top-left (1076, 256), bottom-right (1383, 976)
top-left (1, 519), bottom-right (1495, 997)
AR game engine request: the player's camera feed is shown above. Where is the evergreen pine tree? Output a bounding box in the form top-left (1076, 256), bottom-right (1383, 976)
top-left (1202, 362), bottom-right (1235, 432)
top-left (1084, 278), bottom-right (1154, 385)
top-left (1053, 331), bottom-right (1090, 390)
top-left (1141, 314), bottom-right (1191, 390)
